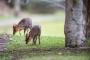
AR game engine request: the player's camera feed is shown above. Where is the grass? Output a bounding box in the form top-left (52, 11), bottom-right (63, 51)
top-left (0, 16), bottom-right (9, 19)
top-left (1, 11), bottom-right (90, 60)
top-left (41, 21), bottom-right (64, 37)
top-left (0, 49), bottom-right (90, 60)
top-left (0, 53), bottom-right (10, 60)
top-left (7, 36), bottom-right (65, 50)
top-left (1, 18), bottom-right (65, 50)
top-left (19, 55), bottom-right (90, 60)
top-left (3, 20), bottom-right (89, 60)
top-left (0, 20), bottom-right (65, 37)
top-left (0, 16), bottom-right (14, 20)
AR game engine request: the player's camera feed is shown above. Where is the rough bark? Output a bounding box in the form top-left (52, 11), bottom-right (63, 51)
top-left (64, 0), bottom-right (87, 48)
top-left (86, 0), bottom-right (90, 39)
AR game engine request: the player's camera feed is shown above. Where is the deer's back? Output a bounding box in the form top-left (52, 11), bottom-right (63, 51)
top-left (29, 25), bottom-right (41, 37)
top-left (18, 18), bottom-right (32, 28)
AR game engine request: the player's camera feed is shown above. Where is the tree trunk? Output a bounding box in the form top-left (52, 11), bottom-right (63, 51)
top-left (86, 0), bottom-right (90, 39)
top-left (64, 0), bottom-right (87, 48)
top-left (14, 0), bottom-right (21, 17)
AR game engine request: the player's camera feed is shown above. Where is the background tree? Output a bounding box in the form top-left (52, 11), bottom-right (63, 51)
top-left (14, 0), bottom-right (21, 17)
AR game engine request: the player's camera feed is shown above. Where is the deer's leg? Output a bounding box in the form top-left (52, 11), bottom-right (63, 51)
top-left (33, 37), bottom-right (35, 45)
top-left (35, 36), bottom-right (37, 45)
top-left (33, 36), bottom-right (37, 45)
top-left (13, 29), bottom-right (16, 35)
top-left (25, 35), bottom-right (29, 44)
top-left (38, 35), bottom-right (40, 44)
top-left (24, 28), bottom-right (27, 35)
top-left (13, 31), bottom-right (16, 35)
top-left (26, 38), bottom-right (29, 44)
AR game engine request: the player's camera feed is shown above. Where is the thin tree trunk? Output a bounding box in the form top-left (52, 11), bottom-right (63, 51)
top-left (14, 0), bottom-right (20, 17)
top-left (64, 0), bottom-right (87, 48)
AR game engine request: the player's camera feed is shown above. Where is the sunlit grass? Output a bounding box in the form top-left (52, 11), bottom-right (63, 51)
top-left (41, 21), bottom-right (64, 37)
top-left (0, 20), bottom-right (65, 37)
top-left (0, 16), bottom-right (14, 20)
top-left (0, 50), bottom-right (90, 60)
top-left (0, 20), bottom-right (65, 50)
top-left (0, 11), bottom-right (90, 60)
top-left (7, 36), bottom-right (65, 50)
top-left (0, 19), bottom-right (65, 51)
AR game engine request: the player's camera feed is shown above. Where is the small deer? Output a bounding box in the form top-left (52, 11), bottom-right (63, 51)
top-left (13, 18), bottom-right (32, 35)
top-left (25, 25), bottom-right (41, 45)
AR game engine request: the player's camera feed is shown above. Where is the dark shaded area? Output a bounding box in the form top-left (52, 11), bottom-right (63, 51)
top-left (86, 0), bottom-right (90, 39)
top-left (0, 48), bottom-right (90, 60)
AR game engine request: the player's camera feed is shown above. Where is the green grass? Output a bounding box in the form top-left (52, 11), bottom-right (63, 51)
top-left (41, 21), bottom-right (64, 37)
top-left (0, 14), bottom-right (65, 50)
top-left (19, 55), bottom-right (90, 60)
top-left (1, 11), bottom-right (90, 60)
top-left (0, 16), bottom-right (14, 20)
top-left (0, 18), bottom-right (65, 37)
top-left (7, 36), bottom-right (65, 50)
top-left (0, 50), bottom-right (90, 60)
top-left (0, 53), bottom-right (10, 60)
top-left (2, 19), bottom-right (65, 50)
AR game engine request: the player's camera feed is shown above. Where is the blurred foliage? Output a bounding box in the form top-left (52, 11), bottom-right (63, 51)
top-left (7, 0), bottom-right (64, 14)
top-left (29, 0), bottom-right (57, 14)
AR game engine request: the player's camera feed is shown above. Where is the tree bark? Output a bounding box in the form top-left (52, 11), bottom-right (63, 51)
top-left (14, 0), bottom-right (21, 17)
top-left (86, 0), bottom-right (90, 39)
top-left (64, 0), bottom-right (87, 48)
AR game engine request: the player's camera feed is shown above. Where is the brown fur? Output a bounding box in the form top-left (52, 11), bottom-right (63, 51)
top-left (25, 25), bottom-right (41, 45)
top-left (13, 18), bottom-right (32, 35)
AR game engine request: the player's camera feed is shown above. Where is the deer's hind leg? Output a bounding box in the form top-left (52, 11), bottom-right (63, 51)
top-left (24, 28), bottom-right (27, 35)
top-left (38, 35), bottom-right (40, 44)
top-left (25, 34), bottom-right (29, 44)
top-left (33, 35), bottom-right (37, 45)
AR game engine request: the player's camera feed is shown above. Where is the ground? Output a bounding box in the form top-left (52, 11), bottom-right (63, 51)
top-left (0, 48), bottom-right (90, 60)
top-left (0, 11), bottom-right (90, 60)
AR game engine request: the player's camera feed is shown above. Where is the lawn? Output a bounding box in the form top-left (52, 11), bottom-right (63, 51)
top-left (0, 11), bottom-right (65, 50)
top-left (5, 19), bottom-right (65, 50)
top-left (0, 19), bottom-right (66, 60)
top-left (0, 48), bottom-right (90, 60)
top-left (1, 20), bottom-right (89, 60)
top-left (0, 16), bottom-right (14, 20)
top-left (19, 54), bottom-right (90, 60)
top-left (7, 36), bottom-right (65, 50)
top-left (0, 11), bottom-right (90, 60)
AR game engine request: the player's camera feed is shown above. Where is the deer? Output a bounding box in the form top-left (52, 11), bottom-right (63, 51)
top-left (13, 18), bottom-right (32, 35)
top-left (25, 25), bottom-right (41, 45)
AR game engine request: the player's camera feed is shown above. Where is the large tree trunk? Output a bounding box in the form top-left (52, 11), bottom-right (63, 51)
top-left (64, 0), bottom-right (87, 48)
top-left (86, 0), bottom-right (90, 39)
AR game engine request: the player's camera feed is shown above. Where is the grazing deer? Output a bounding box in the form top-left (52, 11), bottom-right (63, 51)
top-left (25, 25), bottom-right (41, 45)
top-left (13, 18), bottom-right (32, 35)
